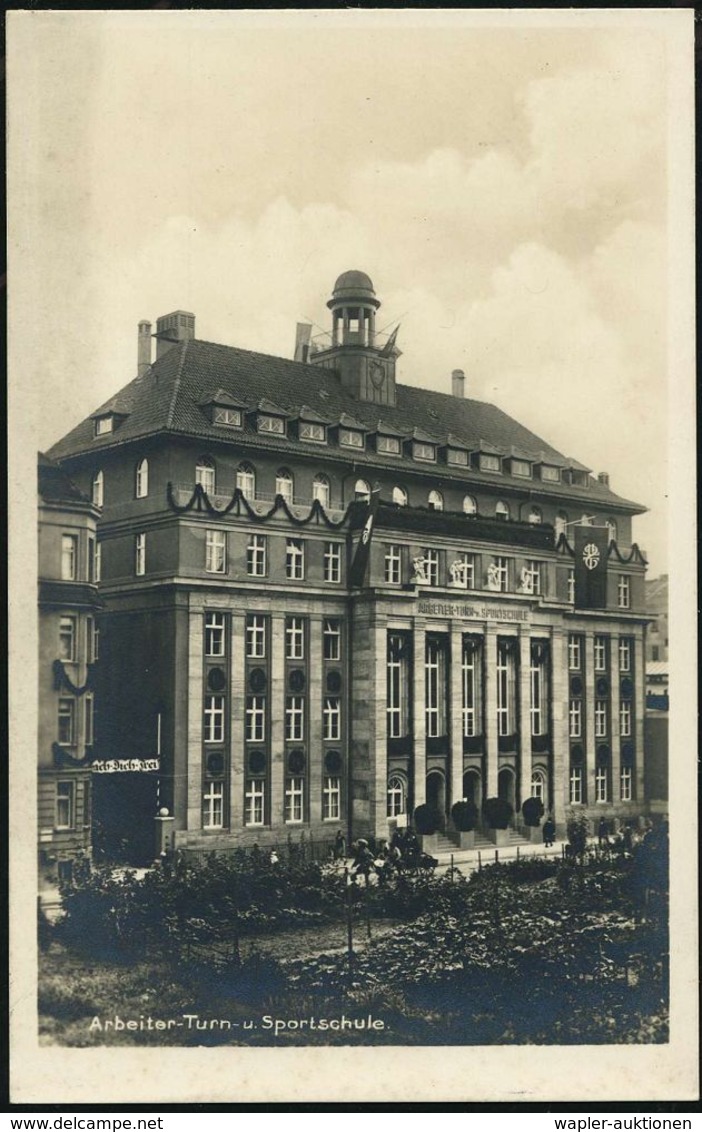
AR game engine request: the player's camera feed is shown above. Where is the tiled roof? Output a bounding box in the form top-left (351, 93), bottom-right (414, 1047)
top-left (46, 338), bottom-right (645, 512)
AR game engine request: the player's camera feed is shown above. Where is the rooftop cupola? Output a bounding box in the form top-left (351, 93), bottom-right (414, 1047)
top-left (327, 270), bottom-right (381, 348)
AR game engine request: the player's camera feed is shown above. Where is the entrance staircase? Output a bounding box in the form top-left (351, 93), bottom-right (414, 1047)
top-left (429, 826), bottom-right (533, 862)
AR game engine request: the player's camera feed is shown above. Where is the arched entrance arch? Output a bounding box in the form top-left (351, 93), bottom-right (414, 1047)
top-left (498, 766), bottom-right (516, 813)
top-left (425, 770), bottom-right (447, 829)
top-left (462, 769), bottom-right (482, 811)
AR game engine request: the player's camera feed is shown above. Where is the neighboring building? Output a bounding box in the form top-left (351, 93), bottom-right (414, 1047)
top-left (644, 575), bottom-right (669, 812)
top-left (46, 271), bottom-right (650, 860)
top-left (38, 454), bottom-right (102, 883)
top-left (645, 574), bottom-right (668, 664)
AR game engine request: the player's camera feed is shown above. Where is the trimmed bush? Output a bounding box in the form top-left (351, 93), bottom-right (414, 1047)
top-left (522, 796), bottom-right (545, 827)
top-left (413, 804), bottom-right (441, 835)
top-left (451, 800), bottom-right (479, 832)
top-left (483, 796), bottom-right (513, 830)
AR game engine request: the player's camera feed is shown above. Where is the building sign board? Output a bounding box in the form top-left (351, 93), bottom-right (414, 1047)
top-left (417, 599), bottom-right (530, 622)
top-left (92, 758), bottom-right (160, 773)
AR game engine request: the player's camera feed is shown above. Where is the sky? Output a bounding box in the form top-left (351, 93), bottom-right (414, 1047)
top-left (10, 10), bottom-right (692, 576)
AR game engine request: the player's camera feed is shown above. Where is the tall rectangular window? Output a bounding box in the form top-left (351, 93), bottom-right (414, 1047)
top-left (285, 696), bottom-right (305, 741)
top-left (385, 544), bottom-right (401, 585)
top-left (84, 696), bottom-right (94, 746)
top-left (204, 695), bottom-right (225, 743)
top-left (461, 638), bottom-right (482, 737)
top-left (247, 534), bottom-right (266, 577)
top-left (489, 556), bottom-right (509, 593)
top-left (569, 699), bottom-right (582, 739)
top-left (59, 616), bottom-right (77, 662)
top-left (425, 637), bottom-right (447, 738)
top-left (619, 638), bottom-right (632, 673)
top-left (595, 700), bottom-right (608, 738)
top-left (202, 782), bottom-right (224, 829)
top-left (285, 777), bottom-right (304, 823)
top-left (618, 575), bottom-right (631, 609)
top-left (61, 535), bottom-right (78, 581)
top-left (568, 634), bottom-right (581, 670)
top-left (86, 616), bottom-right (97, 664)
top-left (323, 619), bottom-right (341, 661)
top-left (619, 701), bottom-right (632, 738)
top-left (286, 539), bottom-right (305, 580)
top-left (595, 764), bottom-right (608, 803)
top-left (205, 529), bottom-right (226, 573)
top-left (285, 616), bottom-right (305, 660)
top-left (246, 614), bottom-right (266, 659)
top-left (496, 640), bottom-right (515, 736)
top-left (567, 569), bottom-right (575, 605)
top-left (58, 699), bottom-right (75, 745)
top-left (245, 779), bottom-right (265, 826)
top-left (87, 536), bottom-right (96, 582)
top-left (530, 643), bottom-right (549, 737)
top-left (450, 553), bottom-right (476, 589)
top-left (205, 612), bottom-right (226, 657)
top-left (387, 633), bottom-right (410, 739)
top-left (323, 776), bottom-right (341, 821)
top-left (246, 696), bottom-right (266, 742)
top-left (135, 533), bottom-right (146, 576)
top-left (424, 549), bottom-right (439, 587)
top-left (620, 766), bottom-right (633, 802)
top-left (522, 561), bottom-right (542, 595)
top-left (324, 542), bottom-right (342, 583)
top-left (569, 766), bottom-right (583, 805)
top-left (323, 698), bottom-right (341, 741)
top-left (55, 781), bottom-right (74, 829)
top-left (94, 542), bottom-right (102, 583)
top-left (594, 635), bottom-right (608, 671)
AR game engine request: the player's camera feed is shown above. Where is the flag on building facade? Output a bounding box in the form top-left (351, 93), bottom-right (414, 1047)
top-left (348, 488), bottom-right (381, 588)
top-left (573, 524), bottom-right (609, 609)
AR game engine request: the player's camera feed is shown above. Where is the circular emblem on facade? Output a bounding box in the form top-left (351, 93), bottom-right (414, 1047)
top-left (369, 359), bottom-right (386, 388)
top-left (287, 748), bottom-right (305, 773)
top-left (288, 669), bottom-right (306, 693)
top-left (326, 670), bottom-right (342, 693)
top-left (207, 667), bottom-right (226, 692)
top-left (248, 749), bottom-right (266, 775)
top-left (582, 542), bottom-right (601, 570)
top-left (249, 667), bottom-right (267, 693)
top-left (206, 751), bottom-right (225, 777)
top-left (325, 749), bottom-right (342, 773)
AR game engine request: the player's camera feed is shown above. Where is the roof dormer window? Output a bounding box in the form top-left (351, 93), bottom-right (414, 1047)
top-left (213, 406), bottom-right (242, 428)
top-left (340, 428), bottom-right (364, 450)
top-left (258, 415), bottom-right (285, 435)
top-left (541, 465), bottom-right (561, 483)
top-left (377, 435), bottom-right (401, 456)
top-left (300, 422), bottom-right (327, 444)
top-left (511, 459), bottom-right (532, 478)
top-left (413, 441), bottom-right (436, 463)
top-left (479, 453), bottom-right (502, 473)
top-left (94, 416), bottom-right (114, 437)
top-left (447, 447), bottom-right (469, 467)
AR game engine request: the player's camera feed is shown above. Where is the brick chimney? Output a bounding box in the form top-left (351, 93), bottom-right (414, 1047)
top-left (597, 472), bottom-right (610, 486)
top-left (452, 369), bottom-right (465, 398)
top-left (138, 320), bottom-right (152, 377)
top-left (155, 311), bottom-right (196, 360)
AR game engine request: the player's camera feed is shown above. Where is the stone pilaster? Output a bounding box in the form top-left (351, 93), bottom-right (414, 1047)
top-left (412, 619), bottom-right (427, 809)
top-left (186, 610), bottom-right (204, 830)
top-left (550, 627), bottom-right (568, 827)
top-left (610, 630), bottom-right (621, 810)
top-left (449, 625), bottom-right (464, 814)
top-left (584, 630), bottom-right (596, 808)
top-left (634, 629), bottom-right (646, 805)
top-left (269, 612), bottom-right (286, 827)
top-left (370, 611), bottom-right (388, 838)
top-left (229, 611), bottom-right (246, 830)
top-left (484, 625), bottom-right (498, 797)
top-left (518, 628), bottom-right (532, 810)
top-left (308, 615), bottom-right (324, 825)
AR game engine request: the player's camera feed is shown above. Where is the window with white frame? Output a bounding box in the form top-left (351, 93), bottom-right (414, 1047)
top-left (413, 441), bottom-right (436, 462)
top-left (530, 644), bottom-right (548, 736)
top-left (245, 779), bottom-right (265, 826)
top-left (84, 695), bottom-right (94, 746)
top-left (490, 556), bottom-right (509, 592)
top-left (569, 699), bottom-right (582, 739)
top-left (135, 458), bottom-right (149, 498)
top-left (258, 414), bottom-right (285, 435)
top-left (285, 777), bottom-right (304, 823)
top-left (595, 700), bottom-right (608, 738)
top-left (135, 533), bottom-right (146, 576)
top-left (204, 695), bottom-right (225, 743)
top-left (452, 552), bottom-right (476, 589)
top-left (246, 614), bottom-right (266, 659)
top-left (323, 698), bottom-right (341, 741)
top-left (495, 500), bottom-right (510, 521)
top-left (247, 534), bottom-right (266, 577)
top-left (213, 406), bottom-right (241, 428)
top-left (392, 485), bottom-right (408, 506)
top-left (531, 769), bottom-right (546, 802)
top-left (496, 640), bottom-right (515, 736)
top-left (86, 616), bottom-right (99, 664)
top-left (427, 489), bottom-right (443, 511)
top-left (512, 459), bottom-right (532, 478)
top-left (387, 634), bottom-right (410, 739)
top-left (387, 774), bottom-right (406, 818)
top-left (324, 542), bottom-right (342, 583)
top-left (480, 454), bottom-right (502, 473)
top-left (568, 634), bottom-right (581, 670)
top-left (618, 638), bottom-right (632, 673)
top-left (594, 635), bottom-right (608, 671)
top-left (463, 494), bottom-right (477, 515)
top-left (61, 535), bottom-right (78, 581)
top-left (378, 435), bottom-right (401, 456)
top-left (340, 428), bottom-right (364, 450)
top-left (448, 448), bottom-right (469, 467)
top-left (205, 529), bottom-right (226, 573)
top-left (425, 637), bottom-right (448, 738)
top-left (286, 539), bottom-right (305, 580)
top-left (312, 474), bottom-right (331, 508)
top-left (618, 575), bottom-right (631, 609)
top-left (354, 478), bottom-right (371, 502)
top-left (620, 766), bottom-right (633, 802)
top-left (59, 616), bottom-right (77, 662)
top-left (196, 457), bottom-right (216, 495)
top-left (202, 782), bottom-right (224, 829)
top-left (94, 416), bottom-right (113, 436)
top-left (462, 638), bottom-right (482, 737)
top-left (569, 765), bottom-right (583, 804)
top-left (619, 701), bottom-right (632, 738)
top-left (237, 463), bottom-right (256, 499)
top-left (94, 541), bottom-right (102, 583)
top-left (595, 760), bottom-right (609, 803)
top-left (246, 696), bottom-right (266, 742)
top-left (323, 619), bottom-right (341, 661)
top-left (300, 421), bottom-right (326, 444)
top-left (541, 465), bottom-right (560, 483)
top-left (523, 561), bottom-right (542, 594)
top-left (323, 776), bottom-right (341, 821)
top-left (205, 612), bottom-right (226, 657)
top-left (92, 470), bottom-right (104, 508)
top-left (285, 616), bottom-right (305, 660)
top-left (55, 781), bottom-right (75, 829)
top-left (424, 548), bottom-right (439, 587)
top-left (385, 544), bottom-right (402, 584)
top-left (275, 469), bottom-right (293, 503)
top-left (285, 696), bottom-right (305, 741)
top-left (87, 536), bottom-right (97, 583)
top-left (58, 698), bottom-right (75, 745)
top-left (567, 569), bottom-right (575, 604)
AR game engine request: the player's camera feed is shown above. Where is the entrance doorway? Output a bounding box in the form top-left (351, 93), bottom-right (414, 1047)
top-left (425, 770), bottom-right (447, 830)
top-left (498, 767), bottom-right (516, 814)
top-left (462, 769), bottom-right (482, 812)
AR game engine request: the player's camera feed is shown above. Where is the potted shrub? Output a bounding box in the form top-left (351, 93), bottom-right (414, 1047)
top-left (413, 803), bottom-right (442, 853)
top-left (451, 799), bottom-right (479, 849)
top-left (521, 795), bottom-right (545, 843)
top-left (482, 796), bottom-right (513, 846)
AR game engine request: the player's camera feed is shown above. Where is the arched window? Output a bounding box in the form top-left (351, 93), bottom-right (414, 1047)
top-left (463, 494), bottom-right (477, 515)
top-left (392, 485), bottom-right (408, 507)
top-left (606, 518), bottom-right (617, 543)
top-left (135, 458), bottom-right (149, 499)
top-left (313, 473), bottom-right (331, 508)
top-left (528, 506), bottom-right (542, 525)
top-left (495, 500), bottom-right (510, 521)
top-left (355, 478), bottom-right (371, 502)
top-left (195, 456), bottom-right (216, 495)
top-left (275, 468), bottom-right (293, 503)
top-left (236, 462), bottom-right (256, 499)
top-left (555, 512), bottom-right (568, 540)
top-left (387, 774), bottom-right (407, 818)
top-left (428, 489), bottom-right (443, 512)
top-left (92, 470), bottom-right (104, 509)
top-left (531, 769), bottom-right (547, 803)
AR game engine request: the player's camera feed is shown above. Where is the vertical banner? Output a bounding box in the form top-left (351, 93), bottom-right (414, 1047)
top-left (573, 524), bottom-right (609, 609)
top-left (348, 488), bottom-right (381, 589)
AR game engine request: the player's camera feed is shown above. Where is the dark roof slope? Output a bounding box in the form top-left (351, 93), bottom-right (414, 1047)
top-left (46, 338), bottom-right (644, 511)
top-left (38, 452), bottom-right (91, 504)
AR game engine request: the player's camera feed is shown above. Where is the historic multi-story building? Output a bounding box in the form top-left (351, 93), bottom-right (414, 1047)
top-left (45, 271), bottom-right (650, 860)
top-left (38, 454), bottom-right (102, 882)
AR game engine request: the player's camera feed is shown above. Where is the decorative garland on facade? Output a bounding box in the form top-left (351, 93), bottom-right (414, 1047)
top-left (166, 482), bottom-right (352, 529)
top-left (52, 659), bottom-right (97, 696)
top-left (556, 533), bottom-right (647, 565)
